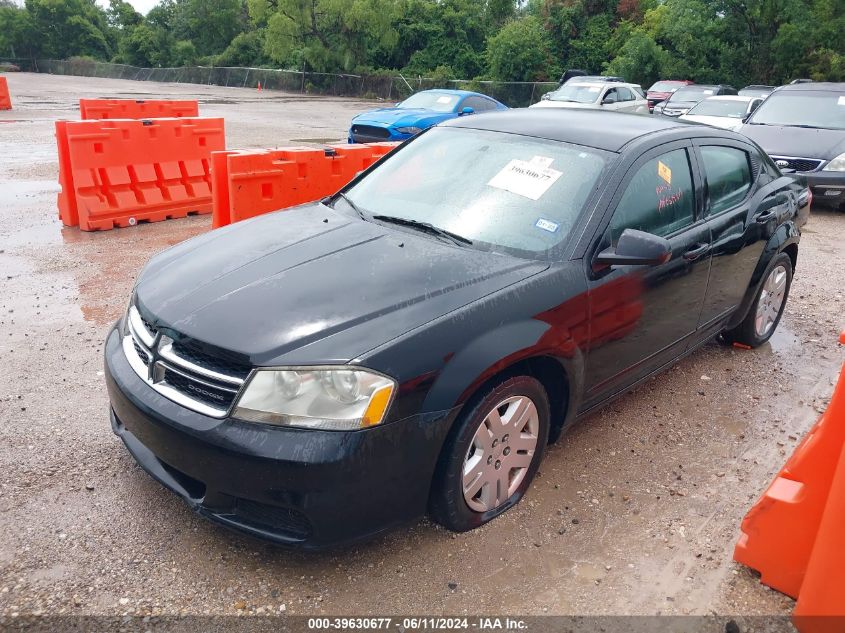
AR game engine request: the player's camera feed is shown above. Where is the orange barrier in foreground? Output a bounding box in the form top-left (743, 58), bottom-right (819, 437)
top-left (0, 76), bottom-right (11, 110)
top-left (734, 332), bottom-right (845, 632)
top-left (79, 99), bottom-right (198, 120)
top-left (57, 117), bottom-right (225, 231)
top-left (211, 142), bottom-right (398, 228)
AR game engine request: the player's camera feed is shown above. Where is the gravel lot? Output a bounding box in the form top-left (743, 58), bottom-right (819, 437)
top-left (0, 73), bottom-right (843, 623)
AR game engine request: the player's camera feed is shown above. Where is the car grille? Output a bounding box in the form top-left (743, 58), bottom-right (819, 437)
top-left (123, 305), bottom-right (250, 417)
top-left (769, 156), bottom-right (823, 173)
top-left (233, 498), bottom-right (312, 540)
top-left (351, 124), bottom-right (391, 143)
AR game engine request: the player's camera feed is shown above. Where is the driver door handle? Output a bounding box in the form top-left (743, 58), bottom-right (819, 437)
top-left (683, 242), bottom-right (710, 261)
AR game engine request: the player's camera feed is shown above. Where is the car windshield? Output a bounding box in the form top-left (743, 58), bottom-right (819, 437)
top-left (399, 92), bottom-right (460, 112)
top-left (669, 86), bottom-right (716, 101)
top-left (547, 85), bottom-right (602, 104)
top-left (747, 91), bottom-right (845, 130)
top-left (688, 99), bottom-right (749, 118)
top-left (342, 127), bottom-right (608, 258)
top-left (649, 81), bottom-right (684, 92)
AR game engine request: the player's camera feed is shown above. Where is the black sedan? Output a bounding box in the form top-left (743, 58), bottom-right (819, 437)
top-left (740, 82), bottom-right (845, 210)
top-left (105, 110), bottom-right (806, 548)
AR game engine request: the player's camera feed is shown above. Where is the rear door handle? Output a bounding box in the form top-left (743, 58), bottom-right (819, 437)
top-left (756, 209), bottom-right (779, 224)
top-left (683, 242), bottom-right (710, 261)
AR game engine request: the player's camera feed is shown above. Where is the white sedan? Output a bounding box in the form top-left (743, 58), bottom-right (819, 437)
top-left (680, 95), bottom-right (764, 131)
top-left (531, 82), bottom-right (649, 114)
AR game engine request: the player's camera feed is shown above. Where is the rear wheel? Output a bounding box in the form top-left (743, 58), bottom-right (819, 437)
top-left (722, 253), bottom-right (793, 347)
top-left (430, 375), bottom-right (550, 532)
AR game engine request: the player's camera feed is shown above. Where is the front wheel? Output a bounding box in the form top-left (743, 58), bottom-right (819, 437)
top-left (722, 253), bottom-right (793, 347)
top-left (429, 375), bottom-right (550, 532)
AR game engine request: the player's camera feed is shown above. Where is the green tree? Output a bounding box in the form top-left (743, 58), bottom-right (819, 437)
top-left (172, 0), bottom-right (245, 57)
top-left (0, 4), bottom-right (33, 58)
top-left (485, 16), bottom-right (557, 81)
top-left (24, 0), bottom-right (112, 59)
top-left (604, 30), bottom-right (668, 86)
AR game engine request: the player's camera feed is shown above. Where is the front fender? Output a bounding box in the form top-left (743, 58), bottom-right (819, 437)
top-left (726, 220), bottom-right (800, 330)
top-left (421, 319), bottom-right (584, 427)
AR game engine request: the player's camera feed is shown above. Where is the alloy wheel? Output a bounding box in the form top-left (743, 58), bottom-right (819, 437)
top-left (462, 395), bottom-right (540, 513)
top-left (755, 264), bottom-right (788, 338)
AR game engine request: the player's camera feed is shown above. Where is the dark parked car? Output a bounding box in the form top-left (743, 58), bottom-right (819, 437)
top-left (740, 82), bottom-right (845, 210)
top-left (654, 84), bottom-right (738, 117)
top-left (645, 80), bottom-right (694, 112)
top-left (739, 85), bottom-right (777, 98)
top-left (106, 110), bottom-right (805, 548)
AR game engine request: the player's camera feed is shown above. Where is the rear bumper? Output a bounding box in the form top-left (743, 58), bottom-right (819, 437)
top-left (803, 170), bottom-right (845, 207)
top-left (104, 325), bottom-right (455, 548)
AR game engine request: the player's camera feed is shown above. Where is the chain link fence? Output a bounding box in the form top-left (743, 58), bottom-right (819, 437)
top-left (1, 58), bottom-right (558, 107)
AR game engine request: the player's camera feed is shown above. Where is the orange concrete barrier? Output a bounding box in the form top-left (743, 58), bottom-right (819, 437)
top-left (56, 117), bottom-right (225, 231)
top-left (211, 142), bottom-right (398, 228)
top-left (0, 76), bottom-right (11, 110)
top-left (79, 99), bottom-right (198, 120)
top-left (734, 331), bottom-right (845, 631)
top-left (792, 331), bottom-right (845, 633)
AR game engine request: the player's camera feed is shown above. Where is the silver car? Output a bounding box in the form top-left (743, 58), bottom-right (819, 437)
top-left (531, 82), bottom-right (649, 114)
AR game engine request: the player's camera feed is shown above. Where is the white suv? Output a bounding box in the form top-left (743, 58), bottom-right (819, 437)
top-left (531, 82), bottom-right (649, 114)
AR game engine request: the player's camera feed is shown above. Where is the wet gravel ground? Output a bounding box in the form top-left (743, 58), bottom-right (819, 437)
top-left (0, 73), bottom-right (843, 621)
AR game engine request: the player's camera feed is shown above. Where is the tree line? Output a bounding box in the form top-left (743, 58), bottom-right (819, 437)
top-left (1, 0), bottom-right (843, 90)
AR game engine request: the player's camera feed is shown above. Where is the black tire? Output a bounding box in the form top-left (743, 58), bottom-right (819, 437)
top-left (429, 375), bottom-right (550, 532)
top-left (722, 252), bottom-right (793, 348)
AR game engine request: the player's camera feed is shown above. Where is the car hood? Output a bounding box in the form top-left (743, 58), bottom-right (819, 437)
top-left (681, 114), bottom-right (743, 131)
top-left (530, 100), bottom-right (596, 109)
top-left (662, 100), bottom-right (699, 110)
top-left (135, 205), bottom-right (547, 365)
top-left (738, 123), bottom-right (845, 160)
top-left (351, 107), bottom-right (451, 128)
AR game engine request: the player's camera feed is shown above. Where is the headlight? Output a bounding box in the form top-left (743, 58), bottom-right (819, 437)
top-left (233, 367), bottom-right (396, 430)
top-left (396, 126), bottom-right (422, 135)
top-left (823, 153), bottom-right (845, 172)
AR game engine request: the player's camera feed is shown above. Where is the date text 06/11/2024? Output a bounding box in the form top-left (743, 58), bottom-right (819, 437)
top-left (307, 617), bottom-right (529, 630)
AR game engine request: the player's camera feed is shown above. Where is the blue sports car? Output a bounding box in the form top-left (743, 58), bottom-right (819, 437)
top-left (348, 89), bottom-right (508, 143)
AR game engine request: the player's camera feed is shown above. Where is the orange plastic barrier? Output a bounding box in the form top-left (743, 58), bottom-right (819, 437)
top-left (79, 99), bottom-right (198, 120)
top-left (56, 117), bottom-right (225, 231)
top-left (0, 76), bottom-right (11, 110)
top-left (734, 331), bottom-right (845, 630)
top-left (211, 142), bottom-right (398, 228)
top-left (792, 332), bottom-right (845, 633)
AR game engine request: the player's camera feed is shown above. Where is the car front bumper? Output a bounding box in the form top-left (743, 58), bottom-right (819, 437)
top-left (347, 126), bottom-right (413, 144)
top-left (802, 170), bottom-right (845, 207)
top-left (104, 325), bottom-right (456, 548)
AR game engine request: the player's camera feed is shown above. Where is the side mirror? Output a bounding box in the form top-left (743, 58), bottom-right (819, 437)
top-left (460, 106), bottom-right (475, 115)
top-left (602, 96), bottom-right (616, 105)
top-left (594, 229), bottom-right (672, 269)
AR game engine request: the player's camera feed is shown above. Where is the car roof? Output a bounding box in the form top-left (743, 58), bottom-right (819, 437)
top-left (441, 109), bottom-right (698, 152)
top-left (776, 82), bottom-right (845, 92)
top-left (560, 81), bottom-right (641, 90)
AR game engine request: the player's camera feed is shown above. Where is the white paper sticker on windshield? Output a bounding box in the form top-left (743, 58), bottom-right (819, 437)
top-left (535, 218), bottom-right (560, 233)
top-left (436, 96), bottom-right (452, 104)
top-left (588, 86), bottom-right (601, 93)
top-left (488, 159), bottom-right (562, 200)
top-left (703, 90), bottom-right (714, 95)
top-left (838, 96), bottom-right (845, 106)
top-left (529, 155), bottom-right (554, 168)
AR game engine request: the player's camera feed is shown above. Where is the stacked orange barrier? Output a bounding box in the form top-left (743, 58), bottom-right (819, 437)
top-left (211, 142), bottom-right (398, 228)
top-left (734, 332), bottom-right (845, 632)
top-left (80, 99), bottom-right (198, 120)
top-left (0, 76), bottom-right (11, 110)
top-left (56, 117), bottom-right (225, 231)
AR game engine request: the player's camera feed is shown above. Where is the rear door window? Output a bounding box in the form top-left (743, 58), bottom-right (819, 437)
top-left (700, 146), bottom-right (752, 216)
top-left (610, 148), bottom-right (696, 241)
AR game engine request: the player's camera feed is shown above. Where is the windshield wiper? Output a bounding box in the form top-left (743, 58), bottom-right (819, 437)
top-left (332, 192), bottom-right (371, 221)
top-left (782, 124), bottom-right (828, 129)
top-left (372, 215), bottom-right (473, 246)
